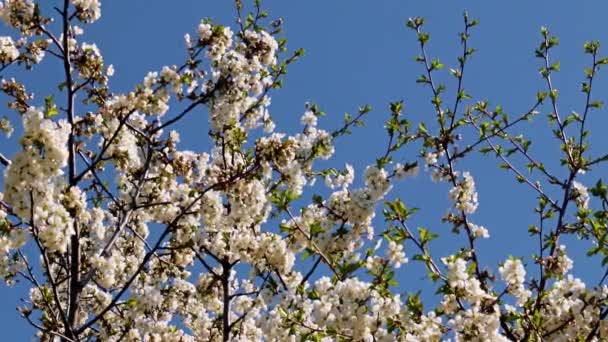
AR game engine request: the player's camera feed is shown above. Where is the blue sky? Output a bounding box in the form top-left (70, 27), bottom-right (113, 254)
top-left (2, 0), bottom-right (608, 339)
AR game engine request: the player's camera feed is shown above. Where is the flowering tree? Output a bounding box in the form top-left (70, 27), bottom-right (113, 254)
top-left (0, 0), bottom-right (607, 341)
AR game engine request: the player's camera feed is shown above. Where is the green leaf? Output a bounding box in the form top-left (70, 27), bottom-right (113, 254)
top-left (418, 227), bottom-right (438, 245)
top-left (126, 298), bottom-right (138, 308)
top-left (584, 41), bottom-right (600, 54)
top-left (597, 57), bottom-right (608, 65)
top-left (450, 68), bottom-right (461, 78)
top-left (390, 101), bottom-right (403, 115)
top-left (602, 255), bottom-right (608, 267)
top-left (416, 74), bottom-right (429, 84)
top-left (418, 122), bottom-right (428, 135)
top-left (344, 112), bottom-right (352, 124)
top-left (359, 104), bottom-right (372, 114)
top-left (44, 95), bottom-right (59, 118)
top-left (417, 32), bottom-right (430, 44)
top-left (589, 101), bottom-right (603, 109)
top-left (309, 222), bottom-right (325, 236)
top-left (430, 59), bottom-right (444, 70)
top-left (549, 89), bottom-right (559, 101)
top-left (466, 261), bottom-right (477, 275)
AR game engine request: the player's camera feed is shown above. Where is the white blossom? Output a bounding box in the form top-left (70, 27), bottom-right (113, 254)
top-left (300, 110), bottom-right (317, 127)
top-left (469, 223), bottom-right (489, 239)
top-left (449, 171), bottom-right (479, 214)
top-left (572, 180), bottom-right (590, 209)
top-left (71, 0), bottom-right (101, 23)
top-left (0, 36), bottom-right (18, 63)
top-left (386, 240), bottom-right (407, 268)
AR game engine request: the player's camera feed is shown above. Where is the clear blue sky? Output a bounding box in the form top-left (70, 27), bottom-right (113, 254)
top-left (2, 1), bottom-right (608, 339)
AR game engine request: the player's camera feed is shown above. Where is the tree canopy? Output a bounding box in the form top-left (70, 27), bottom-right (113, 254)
top-left (0, 0), bottom-right (607, 341)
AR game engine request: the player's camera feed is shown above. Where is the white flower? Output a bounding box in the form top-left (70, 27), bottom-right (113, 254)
top-left (571, 180), bottom-right (590, 209)
top-left (365, 255), bottom-right (384, 273)
top-left (198, 22), bottom-right (213, 41)
top-left (554, 244), bottom-right (574, 276)
top-left (387, 241), bottom-right (407, 268)
top-left (394, 163), bottom-right (419, 180)
top-left (443, 256), bottom-right (492, 304)
top-left (499, 258), bottom-right (526, 287)
top-left (425, 152), bottom-right (438, 166)
top-left (0, 36), bottom-right (19, 63)
top-left (449, 171), bottom-right (479, 214)
top-left (71, 0), bottom-right (101, 23)
top-left (364, 166), bottom-right (391, 199)
top-left (325, 164), bottom-right (354, 189)
top-left (0, 0), bottom-right (35, 30)
top-left (469, 223), bottom-right (489, 239)
top-left (0, 116), bottom-right (13, 137)
top-left (184, 33), bottom-right (192, 49)
top-left (300, 110), bottom-right (317, 127)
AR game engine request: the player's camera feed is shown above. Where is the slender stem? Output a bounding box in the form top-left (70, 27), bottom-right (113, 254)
top-left (399, 220), bottom-right (445, 281)
top-left (0, 152), bottom-right (10, 166)
top-left (542, 36), bottom-right (574, 165)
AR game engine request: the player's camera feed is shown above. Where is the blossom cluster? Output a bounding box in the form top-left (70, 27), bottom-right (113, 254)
top-left (4, 108), bottom-right (73, 253)
top-left (0, 36), bottom-right (18, 63)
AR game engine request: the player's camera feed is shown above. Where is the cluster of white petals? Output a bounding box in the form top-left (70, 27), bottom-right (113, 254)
top-left (469, 222), bottom-right (489, 239)
top-left (443, 256), bottom-right (491, 304)
top-left (387, 240), bottom-right (407, 268)
top-left (0, 115), bottom-right (12, 137)
top-left (0, 36), bottom-right (18, 63)
top-left (572, 180), bottom-right (590, 210)
top-left (0, 0), bottom-right (34, 31)
top-left (449, 171), bottom-right (479, 214)
top-left (394, 162), bottom-right (419, 180)
top-left (324, 164), bottom-right (354, 189)
top-left (4, 108), bottom-right (72, 252)
top-left (71, 0), bottom-right (101, 23)
top-left (499, 258), bottom-right (531, 305)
